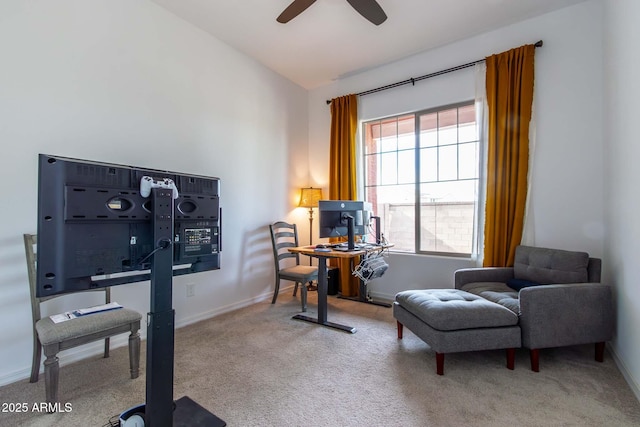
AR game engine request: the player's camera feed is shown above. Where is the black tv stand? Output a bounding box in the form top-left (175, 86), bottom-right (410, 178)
top-left (120, 397), bottom-right (226, 427)
top-left (172, 397), bottom-right (226, 426)
top-left (123, 188), bottom-right (226, 427)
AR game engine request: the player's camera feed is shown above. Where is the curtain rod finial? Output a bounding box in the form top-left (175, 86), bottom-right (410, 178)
top-left (534, 40), bottom-right (543, 48)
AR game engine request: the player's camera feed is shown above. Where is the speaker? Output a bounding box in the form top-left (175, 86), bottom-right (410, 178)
top-left (327, 266), bottom-right (340, 295)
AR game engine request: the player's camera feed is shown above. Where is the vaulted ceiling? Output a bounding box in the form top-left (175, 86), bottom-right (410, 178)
top-left (151, 0), bottom-right (587, 89)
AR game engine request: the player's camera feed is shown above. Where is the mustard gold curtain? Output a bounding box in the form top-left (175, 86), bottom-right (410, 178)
top-left (329, 94), bottom-right (358, 200)
top-left (328, 94), bottom-right (360, 296)
top-left (483, 44), bottom-right (535, 267)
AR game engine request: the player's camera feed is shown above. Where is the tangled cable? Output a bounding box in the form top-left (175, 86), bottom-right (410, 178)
top-left (352, 251), bottom-right (389, 283)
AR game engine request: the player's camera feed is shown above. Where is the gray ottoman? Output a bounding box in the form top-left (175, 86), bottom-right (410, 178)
top-left (393, 289), bottom-right (521, 375)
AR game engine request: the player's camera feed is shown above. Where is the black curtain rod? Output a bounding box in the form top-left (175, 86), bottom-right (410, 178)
top-left (326, 40), bottom-right (543, 104)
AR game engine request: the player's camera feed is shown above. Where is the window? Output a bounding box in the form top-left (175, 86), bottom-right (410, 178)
top-left (362, 102), bottom-right (479, 256)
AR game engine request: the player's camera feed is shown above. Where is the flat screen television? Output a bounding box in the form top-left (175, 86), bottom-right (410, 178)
top-left (36, 154), bottom-right (221, 297)
top-left (318, 200), bottom-right (372, 250)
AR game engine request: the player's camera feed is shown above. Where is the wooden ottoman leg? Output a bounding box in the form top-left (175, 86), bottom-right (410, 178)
top-left (595, 342), bottom-right (605, 362)
top-left (397, 321), bottom-right (403, 339)
top-left (436, 352), bottom-right (444, 375)
top-left (506, 348), bottom-right (515, 370)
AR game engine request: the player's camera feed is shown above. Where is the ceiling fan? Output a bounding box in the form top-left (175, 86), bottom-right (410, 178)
top-left (277, 0), bottom-right (387, 26)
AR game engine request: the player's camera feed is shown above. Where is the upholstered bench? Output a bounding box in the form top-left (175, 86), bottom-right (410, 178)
top-left (393, 289), bottom-right (521, 375)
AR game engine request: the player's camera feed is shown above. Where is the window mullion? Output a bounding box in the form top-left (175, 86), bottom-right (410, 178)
top-left (457, 108), bottom-right (460, 180)
top-left (396, 118), bottom-right (400, 185)
top-left (414, 113), bottom-right (421, 254)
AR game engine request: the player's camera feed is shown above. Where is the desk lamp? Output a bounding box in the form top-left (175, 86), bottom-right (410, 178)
top-left (298, 187), bottom-right (323, 263)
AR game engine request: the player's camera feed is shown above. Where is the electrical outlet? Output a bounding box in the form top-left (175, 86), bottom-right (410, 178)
top-left (186, 283), bottom-right (195, 297)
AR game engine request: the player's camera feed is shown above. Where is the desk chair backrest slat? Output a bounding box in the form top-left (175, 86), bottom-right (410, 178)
top-left (270, 222), bottom-right (301, 267)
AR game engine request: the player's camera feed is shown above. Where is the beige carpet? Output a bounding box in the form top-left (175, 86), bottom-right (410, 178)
top-left (1, 291), bottom-right (639, 427)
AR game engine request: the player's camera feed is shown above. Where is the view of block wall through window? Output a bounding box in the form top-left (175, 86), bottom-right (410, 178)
top-left (363, 102), bottom-right (479, 256)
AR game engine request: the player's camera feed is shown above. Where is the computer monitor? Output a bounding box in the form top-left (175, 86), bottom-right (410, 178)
top-left (36, 154), bottom-right (221, 297)
top-left (318, 200), bottom-right (372, 250)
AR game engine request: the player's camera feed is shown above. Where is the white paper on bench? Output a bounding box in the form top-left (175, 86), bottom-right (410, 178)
top-left (50, 302), bottom-right (123, 324)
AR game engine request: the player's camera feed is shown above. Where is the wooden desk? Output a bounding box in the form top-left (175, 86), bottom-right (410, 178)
top-left (288, 244), bottom-right (388, 333)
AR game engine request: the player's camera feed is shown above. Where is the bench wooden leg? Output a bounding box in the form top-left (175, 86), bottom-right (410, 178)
top-left (129, 330), bottom-right (141, 379)
top-left (595, 342), bottom-right (605, 362)
top-left (30, 336), bottom-right (42, 383)
top-left (530, 349), bottom-right (540, 372)
top-left (397, 321), bottom-right (403, 339)
top-left (436, 352), bottom-right (444, 375)
top-left (43, 353), bottom-right (59, 405)
top-left (506, 348), bottom-right (515, 370)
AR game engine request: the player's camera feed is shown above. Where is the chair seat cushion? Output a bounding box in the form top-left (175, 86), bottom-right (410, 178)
top-left (36, 308), bottom-right (141, 345)
top-left (280, 265), bottom-right (318, 280)
top-left (460, 282), bottom-right (520, 314)
top-left (395, 289), bottom-right (518, 331)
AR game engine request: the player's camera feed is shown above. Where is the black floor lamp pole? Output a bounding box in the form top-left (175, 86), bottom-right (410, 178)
top-left (308, 207), bottom-right (314, 265)
top-left (298, 186), bottom-right (323, 266)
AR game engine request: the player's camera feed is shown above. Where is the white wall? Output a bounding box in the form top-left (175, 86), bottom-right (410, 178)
top-left (309, 0), bottom-right (605, 301)
top-left (603, 0), bottom-right (640, 401)
top-left (0, 0), bottom-right (308, 385)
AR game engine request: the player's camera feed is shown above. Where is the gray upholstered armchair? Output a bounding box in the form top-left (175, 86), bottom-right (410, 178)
top-left (455, 245), bottom-right (614, 371)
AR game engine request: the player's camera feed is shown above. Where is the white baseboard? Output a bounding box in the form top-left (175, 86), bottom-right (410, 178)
top-left (608, 343), bottom-right (640, 403)
top-left (174, 292), bottom-right (272, 329)
top-left (0, 336), bottom-right (133, 387)
top-left (0, 292), bottom-right (273, 387)
top-left (368, 290), bottom-right (395, 303)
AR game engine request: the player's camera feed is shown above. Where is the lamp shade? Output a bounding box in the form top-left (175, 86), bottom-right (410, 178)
top-left (298, 187), bottom-right (323, 208)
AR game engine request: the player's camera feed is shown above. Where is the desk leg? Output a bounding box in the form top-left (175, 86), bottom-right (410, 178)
top-left (317, 256), bottom-right (327, 322)
top-left (292, 256), bottom-right (356, 334)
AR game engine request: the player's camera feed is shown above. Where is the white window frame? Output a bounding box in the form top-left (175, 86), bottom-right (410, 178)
top-left (361, 100), bottom-right (481, 257)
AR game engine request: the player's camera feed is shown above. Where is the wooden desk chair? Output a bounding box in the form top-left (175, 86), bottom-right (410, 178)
top-left (269, 222), bottom-right (318, 312)
top-left (23, 233), bottom-right (142, 404)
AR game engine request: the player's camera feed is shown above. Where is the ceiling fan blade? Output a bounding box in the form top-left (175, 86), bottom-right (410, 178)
top-left (346, 0), bottom-right (387, 25)
top-left (277, 0), bottom-right (318, 23)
